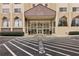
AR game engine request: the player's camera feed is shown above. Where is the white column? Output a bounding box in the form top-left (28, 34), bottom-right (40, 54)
top-left (68, 4), bottom-right (71, 27)
top-left (66, 4), bottom-right (71, 34)
top-left (22, 4), bottom-right (26, 35)
top-left (52, 20), bottom-right (54, 35)
top-left (10, 3), bottom-right (13, 31)
top-left (55, 4), bottom-right (59, 35)
top-left (27, 20), bottom-right (28, 35)
top-left (42, 22), bottom-right (44, 35)
top-left (37, 21), bottom-right (38, 34)
top-left (0, 15), bottom-right (1, 31)
top-left (42, 22), bottom-right (43, 35)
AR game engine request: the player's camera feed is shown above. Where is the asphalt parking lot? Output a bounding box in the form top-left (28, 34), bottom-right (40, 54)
top-left (0, 36), bottom-right (79, 56)
top-left (0, 36), bottom-right (16, 44)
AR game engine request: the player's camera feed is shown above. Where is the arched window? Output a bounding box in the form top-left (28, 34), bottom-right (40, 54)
top-left (71, 16), bottom-right (79, 26)
top-left (2, 17), bottom-right (9, 27)
top-left (14, 17), bottom-right (22, 27)
top-left (32, 3), bottom-right (48, 7)
top-left (58, 16), bottom-right (68, 26)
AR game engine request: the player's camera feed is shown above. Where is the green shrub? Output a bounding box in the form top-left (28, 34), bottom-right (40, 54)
top-left (0, 32), bottom-right (24, 36)
top-left (69, 31), bottom-right (79, 35)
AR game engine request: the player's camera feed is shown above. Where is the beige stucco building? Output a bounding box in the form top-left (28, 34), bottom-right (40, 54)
top-left (0, 3), bottom-right (79, 37)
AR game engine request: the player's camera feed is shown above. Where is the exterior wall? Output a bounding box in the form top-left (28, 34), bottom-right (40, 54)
top-left (24, 3), bottom-right (32, 11)
top-left (55, 3), bottom-right (69, 36)
top-left (0, 3), bottom-right (24, 32)
top-left (69, 3), bottom-right (79, 32)
top-left (0, 3), bottom-right (79, 36)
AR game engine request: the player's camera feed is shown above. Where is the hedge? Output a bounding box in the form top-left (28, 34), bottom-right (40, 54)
top-left (0, 32), bottom-right (24, 36)
top-left (69, 31), bottom-right (79, 35)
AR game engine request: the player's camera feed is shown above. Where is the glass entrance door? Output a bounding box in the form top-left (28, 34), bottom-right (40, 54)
top-left (38, 29), bottom-right (42, 34)
top-left (28, 20), bottom-right (52, 35)
top-left (37, 23), bottom-right (43, 34)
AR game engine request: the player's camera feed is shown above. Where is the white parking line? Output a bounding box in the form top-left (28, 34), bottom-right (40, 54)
top-left (45, 53), bottom-right (52, 56)
top-left (21, 40), bottom-right (37, 43)
top-left (17, 39), bottom-right (70, 56)
top-left (9, 41), bottom-right (34, 56)
top-left (3, 44), bottom-right (17, 56)
top-left (72, 39), bottom-right (79, 43)
top-left (16, 38), bottom-right (37, 43)
top-left (17, 39), bottom-right (38, 46)
top-left (55, 42), bottom-right (79, 48)
top-left (16, 39), bottom-right (70, 56)
top-left (44, 44), bottom-right (79, 55)
top-left (45, 47), bottom-right (70, 56)
top-left (47, 43), bottom-right (79, 50)
top-left (72, 39), bottom-right (79, 41)
top-left (15, 38), bottom-right (79, 55)
top-left (13, 40), bottom-right (38, 52)
top-left (25, 41), bottom-right (38, 46)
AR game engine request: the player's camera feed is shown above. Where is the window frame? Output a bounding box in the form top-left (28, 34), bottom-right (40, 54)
top-left (71, 16), bottom-right (79, 26)
top-left (2, 17), bottom-right (9, 28)
top-left (32, 3), bottom-right (48, 7)
top-left (59, 7), bottom-right (67, 12)
top-left (14, 17), bottom-right (22, 28)
top-left (72, 7), bottom-right (79, 12)
top-left (14, 8), bottom-right (21, 13)
top-left (2, 8), bottom-right (9, 13)
top-left (58, 16), bottom-right (68, 27)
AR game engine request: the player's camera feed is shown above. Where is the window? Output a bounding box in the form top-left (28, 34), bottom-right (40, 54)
top-left (73, 7), bottom-right (79, 12)
top-left (2, 17), bottom-right (9, 27)
top-left (59, 7), bottom-right (67, 12)
top-left (33, 4), bottom-right (36, 7)
top-left (2, 3), bottom-right (10, 13)
top-left (43, 23), bottom-right (49, 28)
top-left (14, 8), bottom-right (21, 13)
top-left (45, 4), bottom-right (48, 6)
top-left (2, 8), bottom-right (9, 13)
top-left (14, 17), bottom-right (22, 28)
top-left (58, 16), bottom-right (68, 26)
top-left (71, 16), bottom-right (79, 26)
top-left (31, 23), bottom-right (36, 28)
top-left (33, 3), bottom-right (48, 7)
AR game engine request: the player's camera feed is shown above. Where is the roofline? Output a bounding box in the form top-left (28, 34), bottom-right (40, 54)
top-left (24, 4), bottom-right (56, 14)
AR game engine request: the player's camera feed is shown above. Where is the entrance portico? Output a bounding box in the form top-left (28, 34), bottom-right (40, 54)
top-left (24, 4), bottom-right (56, 35)
top-left (27, 19), bottom-right (52, 35)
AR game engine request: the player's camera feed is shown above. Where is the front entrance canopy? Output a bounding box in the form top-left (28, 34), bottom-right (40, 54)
top-left (24, 4), bottom-right (56, 19)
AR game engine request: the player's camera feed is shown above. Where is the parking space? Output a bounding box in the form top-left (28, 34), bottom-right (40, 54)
top-left (0, 36), bottom-right (18, 44)
top-left (0, 36), bottom-right (79, 56)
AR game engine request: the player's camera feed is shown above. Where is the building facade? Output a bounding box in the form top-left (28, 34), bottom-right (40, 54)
top-left (0, 3), bottom-right (79, 36)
